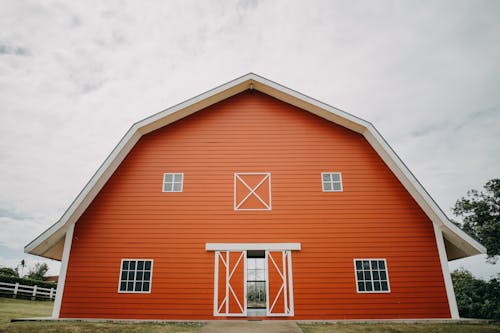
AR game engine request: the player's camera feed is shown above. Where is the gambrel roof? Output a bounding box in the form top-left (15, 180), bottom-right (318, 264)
top-left (25, 73), bottom-right (485, 261)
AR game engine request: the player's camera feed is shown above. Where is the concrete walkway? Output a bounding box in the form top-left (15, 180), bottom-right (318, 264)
top-left (199, 321), bottom-right (303, 333)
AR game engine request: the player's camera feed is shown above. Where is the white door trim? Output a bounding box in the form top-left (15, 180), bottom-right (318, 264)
top-left (206, 243), bottom-right (301, 251)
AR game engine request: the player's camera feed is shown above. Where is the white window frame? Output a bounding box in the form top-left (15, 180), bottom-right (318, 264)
top-left (353, 258), bottom-right (390, 294)
top-left (162, 173), bottom-right (184, 192)
top-left (234, 172), bottom-right (272, 211)
top-left (321, 172), bottom-right (343, 192)
top-left (118, 258), bottom-right (154, 294)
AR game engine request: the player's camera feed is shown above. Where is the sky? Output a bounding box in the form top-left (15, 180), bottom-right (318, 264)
top-left (0, 0), bottom-right (499, 279)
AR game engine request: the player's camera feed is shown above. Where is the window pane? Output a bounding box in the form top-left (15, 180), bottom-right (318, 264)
top-left (323, 174), bottom-right (331, 181)
top-left (363, 261), bottom-right (370, 269)
top-left (256, 259), bottom-right (265, 270)
top-left (136, 271), bottom-right (144, 280)
top-left (380, 271), bottom-right (387, 280)
top-left (120, 282), bottom-right (126, 291)
top-left (378, 260), bottom-right (385, 269)
top-left (374, 282), bottom-right (381, 291)
top-left (121, 271), bottom-right (127, 280)
top-left (356, 271), bottom-right (364, 281)
top-left (173, 183), bottom-right (182, 192)
top-left (174, 173), bottom-right (182, 182)
top-left (128, 271), bottom-right (135, 280)
top-left (127, 282), bottom-right (134, 291)
top-left (247, 259), bottom-right (256, 269)
top-left (145, 261), bottom-right (152, 270)
top-left (371, 261), bottom-right (378, 269)
top-left (355, 261), bottom-right (362, 270)
top-left (137, 261), bottom-right (144, 270)
top-left (333, 183), bottom-right (342, 191)
top-left (323, 183), bottom-right (332, 191)
top-left (364, 271), bottom-right (372, 280)
top-left (135, 282), bottom-right (142, 291)
top-left (129, 261), bottom-right (136, 270)
top-left (164, 174), bottom-right (173, 182)
top-left (247, 270), bottom-right (256, 281)
top-left (143, 282), bottom-right (150, 292)
top-left (358, 282), bottom-right (365, 292)
top-left (255, 270), bottom-right (265, 281)
top-left (373, 271), bottom-right (380, 280)
top-left (164, 183), bottom-right (173, 192)
top-left (365, 282), bottom-right (373, 291)
top-left (122, 261), bottom-right (129, 270)
top-left (332, 173), bottom-right (341, 181)
top-left (144, 272), bottom-right (151, 281)
top-left (381, 282), bottom-right (388, 291)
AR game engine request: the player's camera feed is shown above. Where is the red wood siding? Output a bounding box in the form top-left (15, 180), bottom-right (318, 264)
top-left (60, 91), bottom-right (450, 319)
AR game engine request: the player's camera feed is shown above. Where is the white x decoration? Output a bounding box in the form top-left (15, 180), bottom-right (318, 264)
top-left (234, 172), bottom-right (272, 210)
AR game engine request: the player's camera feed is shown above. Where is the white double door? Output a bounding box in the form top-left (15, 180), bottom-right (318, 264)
top-left (213, 250), bottom-right (294, 317)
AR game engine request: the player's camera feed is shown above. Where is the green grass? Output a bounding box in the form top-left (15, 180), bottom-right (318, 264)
top-left (299, 322), bottom-right (500, 333)
top-left (0, 298), bottom-right (53, 324)
top-left (0, 298), bottom-right (201, 333)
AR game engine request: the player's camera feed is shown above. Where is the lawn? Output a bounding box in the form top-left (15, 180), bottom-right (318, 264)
top-left (299, 322), bottom-right (500, 333)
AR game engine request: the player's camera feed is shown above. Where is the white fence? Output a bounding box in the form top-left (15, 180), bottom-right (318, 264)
top-left (0, 281), bottom-right (56, 301)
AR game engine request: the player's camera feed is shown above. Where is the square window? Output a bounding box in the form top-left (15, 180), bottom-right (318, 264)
top-left (119, 259), bottom-right (153, 293)
top-left (122, 261), bottom-right (129, 270)
top-left (163, 173), bottom-right (183, 192)
top-left (354, 259), bottom-right (390, 293)
top-left (321, 172), bottom-right (343, 192)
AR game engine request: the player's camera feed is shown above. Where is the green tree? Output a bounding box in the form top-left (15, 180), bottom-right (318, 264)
top-left (452, 269), bottom-right (500, 320)
top-left (0, 266), bottom-right (19, 277)
top-left (453, 178), bottom-right (500, 263)
top-left (25, 263), bottom-right (49, 281)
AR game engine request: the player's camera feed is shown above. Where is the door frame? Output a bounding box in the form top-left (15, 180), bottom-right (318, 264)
top-left (206, 243), bottom-right (300, 317)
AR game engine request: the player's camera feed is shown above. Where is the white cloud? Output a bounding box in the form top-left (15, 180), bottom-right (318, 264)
top-left (0, 0), bottom-right (499, 279)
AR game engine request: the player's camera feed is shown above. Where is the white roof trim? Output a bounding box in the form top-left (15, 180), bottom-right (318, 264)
top-left (25, 73), bottom-right (486, 259)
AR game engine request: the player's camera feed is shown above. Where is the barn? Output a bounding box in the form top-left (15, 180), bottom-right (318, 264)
top-left (26, 74), bottom-right (485, 320)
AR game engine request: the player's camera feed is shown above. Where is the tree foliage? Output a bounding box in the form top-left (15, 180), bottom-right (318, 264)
top-left (0, 266), bottom-right (19, 277)
top-left (453, 178), bottom-right (500, 263)
top-left (25, 263), bottom-right (49, 281)
top-left (452, 269), bottom-right (500, 320)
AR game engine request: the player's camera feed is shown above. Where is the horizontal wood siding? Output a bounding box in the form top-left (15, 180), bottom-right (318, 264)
top-left (60, 91), bottom-right (450, 319)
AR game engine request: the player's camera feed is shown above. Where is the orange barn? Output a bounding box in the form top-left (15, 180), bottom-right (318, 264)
top-left (26, 74), bottom-right (485, 320)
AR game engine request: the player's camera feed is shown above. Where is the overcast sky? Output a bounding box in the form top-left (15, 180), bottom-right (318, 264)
top-left (1, 0), bottom-right (499, 279)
